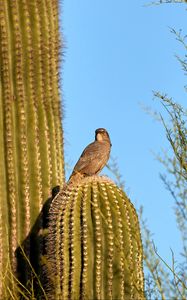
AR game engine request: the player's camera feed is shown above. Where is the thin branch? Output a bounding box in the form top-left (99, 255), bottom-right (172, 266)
top-left (153, 243), bottom-right (187, 290)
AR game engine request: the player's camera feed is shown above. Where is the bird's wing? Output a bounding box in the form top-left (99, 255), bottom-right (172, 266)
top-left (72, 141), bottom-right (102, 173)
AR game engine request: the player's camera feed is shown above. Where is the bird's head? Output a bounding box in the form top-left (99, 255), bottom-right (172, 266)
top-left (95, 128), bottom-right (112, 146)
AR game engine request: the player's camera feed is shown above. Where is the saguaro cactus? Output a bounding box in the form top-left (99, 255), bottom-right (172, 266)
top-left (46, 176), bottom-right (145, 300)
top-left (0, 0), bottom-right (64, 297)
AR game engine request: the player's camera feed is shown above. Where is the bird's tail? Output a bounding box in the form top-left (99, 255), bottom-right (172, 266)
top-left (68, 172), bottom-right (84, 185)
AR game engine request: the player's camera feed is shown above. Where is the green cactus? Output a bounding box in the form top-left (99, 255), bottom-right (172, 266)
top-left (46, 176), bottom-right (145, 300)
top-left (0, 0), bottom-right (64, 297)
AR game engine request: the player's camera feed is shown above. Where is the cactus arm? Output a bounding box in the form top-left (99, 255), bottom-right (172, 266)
top-left (46, 176), bottom-right (145, 300)
top-left (0, 0), bottom-right (64, 296)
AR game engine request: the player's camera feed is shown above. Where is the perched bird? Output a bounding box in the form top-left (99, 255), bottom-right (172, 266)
top-left (68, 128), bottom-right (112, 184)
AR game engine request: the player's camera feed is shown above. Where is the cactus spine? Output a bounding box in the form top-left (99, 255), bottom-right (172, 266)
top-left (0, 0), bottom-right (64, 297)
top-left (46, 176), bottom-right (145, 300)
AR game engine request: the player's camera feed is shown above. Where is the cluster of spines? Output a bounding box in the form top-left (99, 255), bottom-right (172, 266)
top-left (0, 0), bottom-right (64, 296)
top-left (46, 176), bottom-right (145, 300)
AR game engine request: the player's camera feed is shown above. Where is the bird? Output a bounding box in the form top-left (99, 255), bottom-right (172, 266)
top-left (68, 128), bottom-right (112, 184)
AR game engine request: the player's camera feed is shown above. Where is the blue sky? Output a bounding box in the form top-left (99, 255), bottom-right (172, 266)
top-left (60, 1), bottom-right (186, 264)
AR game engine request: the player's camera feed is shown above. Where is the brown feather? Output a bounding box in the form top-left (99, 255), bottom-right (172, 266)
top-left (68, 128), bottom-right (111, 184)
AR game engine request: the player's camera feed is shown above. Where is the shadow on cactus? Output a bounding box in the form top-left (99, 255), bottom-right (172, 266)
top-left (45, 176), bottom-right (145, 300)
top-left (14, 186), bottom-right (60, 299)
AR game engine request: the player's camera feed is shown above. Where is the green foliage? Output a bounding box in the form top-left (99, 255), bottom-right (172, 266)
top-left (142, 94), bottom-right (187, 299)
top-left (140, 3), bottom-right (187, 300)
top-left (46, 176), bottom-right (145, 300)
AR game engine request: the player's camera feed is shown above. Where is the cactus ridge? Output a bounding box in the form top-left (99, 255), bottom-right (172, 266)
top-left (19, 0), bottom-right (44, 212)
top-left (46, 0), bottom-right (64, 185)
top-left (12, 0), bottom-right (31, 243)
top-left (101, 184), bottom-right (124, 299)
top-left (33, 0), bottom-right (53, 201)
top-left (0, 0), bottom-right (18, 269)
top-left (46, 176), bottom-right (145, 300)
